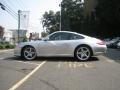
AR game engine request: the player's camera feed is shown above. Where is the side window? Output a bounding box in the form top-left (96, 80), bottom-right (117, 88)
top-left (49, 33), bottom-right (61, 41)
top-left (60, 33), bottom-right (70, 40)
top-left (70, 34), bottom-right (84, 40)
top-left (49, 32), bottom-right (70, 41)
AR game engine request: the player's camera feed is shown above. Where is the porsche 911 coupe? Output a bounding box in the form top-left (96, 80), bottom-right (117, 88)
top-left (14, 31), bottom-right (107, 61)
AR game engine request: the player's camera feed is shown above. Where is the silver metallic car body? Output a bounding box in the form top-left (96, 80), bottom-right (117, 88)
top-left (14, 31), bottom-right (107, 58)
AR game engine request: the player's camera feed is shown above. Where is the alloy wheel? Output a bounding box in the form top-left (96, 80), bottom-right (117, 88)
top-left (76, 46), bottom-right (91, 61)
top-left (23, 46), bottom-right (36, 60)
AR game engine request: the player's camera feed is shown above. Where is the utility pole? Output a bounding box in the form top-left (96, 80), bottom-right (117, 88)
top-left (59, 2), bottom-right (62, 31)
top-left (59, 0), bottom-right (63, 31)
top-left (18, 10), bottom-right (21, 43)
top-left (60, 4), bottom-right (61, 31)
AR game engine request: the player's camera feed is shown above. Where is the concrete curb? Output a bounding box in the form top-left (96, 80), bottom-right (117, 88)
top-left (0, 49), bottom-right (14, 53)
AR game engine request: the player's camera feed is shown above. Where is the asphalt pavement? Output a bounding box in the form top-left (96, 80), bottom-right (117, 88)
top-left (0, 49), bottom-right (120, 90)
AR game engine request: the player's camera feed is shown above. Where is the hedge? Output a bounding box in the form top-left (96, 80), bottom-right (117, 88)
top-left (0, 42), bottom-right (15, 49)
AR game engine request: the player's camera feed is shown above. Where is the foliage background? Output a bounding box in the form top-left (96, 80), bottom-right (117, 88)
top-left (42, 0), bottom-right (120, 39)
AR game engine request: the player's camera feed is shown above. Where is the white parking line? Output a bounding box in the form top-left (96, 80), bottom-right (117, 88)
top-left (9, 61), bottom-right (46, 90)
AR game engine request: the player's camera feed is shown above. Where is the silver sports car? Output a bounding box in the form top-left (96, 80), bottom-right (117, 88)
top-left (14, 31), bottom-right (107, 60)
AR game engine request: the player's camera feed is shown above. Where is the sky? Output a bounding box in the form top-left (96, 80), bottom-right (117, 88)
top-left (0, 0), bottom-right (61, 33)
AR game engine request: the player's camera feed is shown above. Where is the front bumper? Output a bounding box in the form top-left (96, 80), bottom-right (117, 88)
top-left (14, 45), bottom-right (22, 56)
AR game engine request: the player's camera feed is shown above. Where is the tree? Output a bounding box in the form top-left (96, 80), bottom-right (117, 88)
top-left (95, 0), bottom-right (120, 38)
top-left (42, 0), bottom-right (84, 34)
top-left (41, 31), bottom-right (48, 37)
top-left (61, 0), bottom-right (84, 32)
top-left (42, 10), bottom-right (60, 34)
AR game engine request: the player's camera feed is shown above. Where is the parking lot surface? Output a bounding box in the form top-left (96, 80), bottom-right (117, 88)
top-left (0, 49), bottom-right (120, 90)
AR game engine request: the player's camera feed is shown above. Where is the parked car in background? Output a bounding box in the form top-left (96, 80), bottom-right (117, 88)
top-left (117, 42), bottom-right (120, 49)
top-left (104, 38), bottom-right (111, 46)
top-left (14, 31), bottom-right (107, 61)
top-left (105, 37), bottom-right (120, 48)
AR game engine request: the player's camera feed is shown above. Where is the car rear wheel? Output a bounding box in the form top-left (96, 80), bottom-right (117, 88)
top-left (22, 46), bottom-right (37, 60)
top-left (75, 46), bottom-right (92, 61)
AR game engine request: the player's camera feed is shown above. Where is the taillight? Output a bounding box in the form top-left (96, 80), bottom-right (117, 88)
top-left (96, 40), bottom-right (106, 45)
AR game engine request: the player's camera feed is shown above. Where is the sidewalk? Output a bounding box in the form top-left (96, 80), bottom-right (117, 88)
top-left (0, 49), bottom-right (14, 53)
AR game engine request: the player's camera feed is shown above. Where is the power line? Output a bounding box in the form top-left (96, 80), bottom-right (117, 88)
top-left (0, 0), bottom-right (28, 20)
top-left (15, 0), bottom-right (26, 10)
top-left (0, 2), bottom-right (18, 20)
top-left (19, 0), bottom-right (28, 10)
top-left (6, 0), bottom-right (19, 11)
top-left (6, 9), bottom-right (18, 20)
top-left (7, 0), bottom-right (27, 11)
top-left (0, 1), bottom-right (17, 15)
top-left (4, 4), bottom-right (17, 17)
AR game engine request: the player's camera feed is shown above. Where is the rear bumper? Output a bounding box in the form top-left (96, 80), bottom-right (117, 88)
top-left (93, 45), bottom-right (107, 56)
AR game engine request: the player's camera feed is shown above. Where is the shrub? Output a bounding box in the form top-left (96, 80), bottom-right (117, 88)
top-left (5, 44), bottom-right (10, 49)
top-left (0, 44), bottom-right (3, 49)
top-left (0, 42), bottom-right (15, 49)
top-left (0, 44), bottom-right (5, 49)
top-left (9, 44), bottom-right (15, 48)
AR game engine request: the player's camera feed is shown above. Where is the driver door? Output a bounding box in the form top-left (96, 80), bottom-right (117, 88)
top-left (38, 32), bottom-right (71, 56)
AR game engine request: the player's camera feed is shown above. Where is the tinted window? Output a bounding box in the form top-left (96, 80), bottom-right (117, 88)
top-left (49, 33), bottom-right (60, 40)
top-left (70, 33), bottom-right (84, 40)
top-left (49, 32), bottom-right (70, 41)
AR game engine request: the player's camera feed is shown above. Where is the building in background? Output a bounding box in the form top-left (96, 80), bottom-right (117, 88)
top-left (1, 28), bottom-right (40, 43)
top-left (0, 26), bottom-right (4, 41)
top-left (84, 0), bottom-right (97, 17)
top-left (3, 30), bottom-right (12, 43)
top-left (10, 29), bottom-right (27, 43)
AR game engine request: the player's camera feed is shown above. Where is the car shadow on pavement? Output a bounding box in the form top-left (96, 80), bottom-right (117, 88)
top-left (4, 56), bottom-right (99, 62)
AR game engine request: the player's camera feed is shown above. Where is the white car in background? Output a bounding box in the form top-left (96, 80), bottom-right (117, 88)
top-left (14, 31), bottom-right (107, 61)
top-left (105, 37), bottom-right (120, 48)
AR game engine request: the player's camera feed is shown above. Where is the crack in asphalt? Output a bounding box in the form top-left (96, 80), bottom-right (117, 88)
top-left (0, 64), bottom-right (35, 75)
top-left (38, 78), bottom-right (59, 90)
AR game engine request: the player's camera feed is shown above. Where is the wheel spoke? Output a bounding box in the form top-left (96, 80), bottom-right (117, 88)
top-left (77, 51), bottom-right (82, 55)
top-left (24, 51), bottom-right (29, 54)
top-left (28, 54), bottom-right (33, 57)
top-left (26, 53), bottom-right (30, 57)
top-left (83, 51), bottom-right (88, 55)
top-left (84, 53), bottom-right (88, 58)
top-left (29, 48), bottom-right (32, 52)
top-left (81, 54), bottom-right (85, 59)
top-left (81, 48), bottom-right (84, 52)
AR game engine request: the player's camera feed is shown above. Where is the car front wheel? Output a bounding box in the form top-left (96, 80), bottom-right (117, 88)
top-left (22, 46), bottom-right (37, 60)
